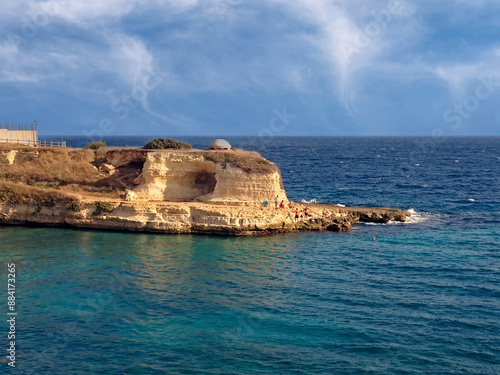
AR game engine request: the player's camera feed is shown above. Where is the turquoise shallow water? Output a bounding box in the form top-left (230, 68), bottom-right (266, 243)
top-left (2, 136), bottom-right (500, 374)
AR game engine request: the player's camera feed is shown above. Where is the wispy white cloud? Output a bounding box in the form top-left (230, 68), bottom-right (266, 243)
top-left (432, 48), bottom-right (500, 99)
top-left (31, 0), bottom-right (200, 24)
top-left (267, 0), bottom-right (417, 112)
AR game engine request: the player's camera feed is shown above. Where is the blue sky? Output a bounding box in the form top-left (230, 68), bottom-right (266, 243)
top-left (1, 0), bottom-right (500, 136)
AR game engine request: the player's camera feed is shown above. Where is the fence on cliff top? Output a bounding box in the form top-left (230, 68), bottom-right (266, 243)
top-left (0, 122), bottom-right (38, 131)
top-left (1, 121), bottom-right (66, 148)
top-left (0, 139), bottom-right (66, 148)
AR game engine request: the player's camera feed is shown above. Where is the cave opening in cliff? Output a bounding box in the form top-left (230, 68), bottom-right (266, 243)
top-left (194, 171), bottom-right (217, 196)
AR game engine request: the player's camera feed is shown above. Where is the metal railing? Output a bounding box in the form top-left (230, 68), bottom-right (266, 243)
top-left (0, 122), bottom-right (38, 131)
top-left (0, 139), bottom-right (66, 148)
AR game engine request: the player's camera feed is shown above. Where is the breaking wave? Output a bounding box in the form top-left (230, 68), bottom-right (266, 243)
top-left (388, 208), bottom-right (432, 225)
top-left (363, 209), bottom-right (433, 226)
top-left (300, 198), bottom-right (318, 203)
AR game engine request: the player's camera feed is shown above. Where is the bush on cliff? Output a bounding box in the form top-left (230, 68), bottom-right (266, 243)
top-left (144, 138), bottom-right (192, 150)
top-left (92, 201), bottom-right (114, 216)
top-left (85, 141), bottom-right (106, 150)
top-left (66, 200), bottom-right (84, 212)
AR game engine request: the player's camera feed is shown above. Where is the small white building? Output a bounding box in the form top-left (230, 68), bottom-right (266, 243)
top-left (0, 123), bottom-right (38, 146)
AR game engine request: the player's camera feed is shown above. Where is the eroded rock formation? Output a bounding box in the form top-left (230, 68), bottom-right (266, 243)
top-left (0, 200), bottom-right (409, 236)
top-left (132, 150), bottom-right (287, 204)
top-left (0, 145), bottom-right (410, 235)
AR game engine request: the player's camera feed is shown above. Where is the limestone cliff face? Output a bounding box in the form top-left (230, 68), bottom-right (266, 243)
top-left (0, 145), bottom-right (410, 236)
top-left (0, 200), bottom-right (295, 235)
top-left (133, 151), bottom-right (287, 204)
top-left (0, 199), bottom-right (410, 236)
top-left (0, 150), bottom-right (18, 165)
top-left (207, 165), bottom-right (285, 204)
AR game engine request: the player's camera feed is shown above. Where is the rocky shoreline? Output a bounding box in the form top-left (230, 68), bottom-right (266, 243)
top-left (0, 199), bottom-right (410, 236)
top-left (0, 144), bottom-right (410, 236)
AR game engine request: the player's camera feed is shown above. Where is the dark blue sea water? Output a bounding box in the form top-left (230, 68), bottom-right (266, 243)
top-left (1, 137), bottom-right (499, 374)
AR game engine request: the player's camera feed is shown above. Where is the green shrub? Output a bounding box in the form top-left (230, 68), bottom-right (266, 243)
top-left (92, 201), bottom-right (114, 216)
top-left (9, 195), bottom-right (28, 205)
top-left (144, 138), bottom-right (192, 150)
top-left (0, 186), bottom-right (15, 202)
top-left (85, 141), bottom-right (106, 150)
top-left (39, 197), bottom-right (56, 207)
top-left (66, 200), bottom-right (84, 212)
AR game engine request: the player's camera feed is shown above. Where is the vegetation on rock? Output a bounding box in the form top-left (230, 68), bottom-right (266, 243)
top-left (144, 138), bottom-right (192, 150)
top-left (85, 141), bottom-right (107, 149)
top-left (202, 151), bottom-right (277, 173)
top-left (0, 181), bottom-right (68, 207)
top-left (92, 201), bottom-right (114, 215)
top-left (0, 148), bottom-right (101, 185)
top-left (66, 200), bottom-right (84, 212)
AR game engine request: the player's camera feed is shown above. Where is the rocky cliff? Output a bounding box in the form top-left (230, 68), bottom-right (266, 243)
top-left (0, 199), bottom-right (409, 236)
top-left (0, 145), bottom-right (409, 235)
top-left (133, 150), bottom-right (286, 205)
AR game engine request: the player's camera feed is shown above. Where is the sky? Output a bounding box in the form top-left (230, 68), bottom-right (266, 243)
top-left (1, 0), bottom-right (500, 137)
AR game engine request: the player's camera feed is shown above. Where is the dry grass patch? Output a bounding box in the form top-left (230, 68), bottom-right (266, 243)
top-left (1, 147), bottom-right (103, 185)
top-left (0, 180), bottom-right (76, 207)
top-left (202, 150), bottom-right (278, 173)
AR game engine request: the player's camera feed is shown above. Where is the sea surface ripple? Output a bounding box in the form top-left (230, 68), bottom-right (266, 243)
top-left (1, 136), bottom-right (499, 374)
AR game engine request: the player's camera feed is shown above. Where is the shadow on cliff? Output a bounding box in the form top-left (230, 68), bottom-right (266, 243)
top-left (94, 161), bottom-right (144, 191)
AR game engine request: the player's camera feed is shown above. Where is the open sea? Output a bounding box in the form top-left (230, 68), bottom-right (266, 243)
top-left (1, 136), bottom-right (499, 374)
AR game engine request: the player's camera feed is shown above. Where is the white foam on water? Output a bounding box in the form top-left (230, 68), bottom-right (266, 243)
top-left (358, 209), bottom-right (437, 227)
top-left (336, 203), bottom-right (346, 207)
top-left (300, 198), bottom-right (318, 204)
top-left (468, 199), bottom-right (475, 202)
top-left (393, 208), bottom-right (431, 225)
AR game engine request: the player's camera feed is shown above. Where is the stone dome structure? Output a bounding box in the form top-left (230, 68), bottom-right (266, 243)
top-left (209, 139), bottom-right (231, 150)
